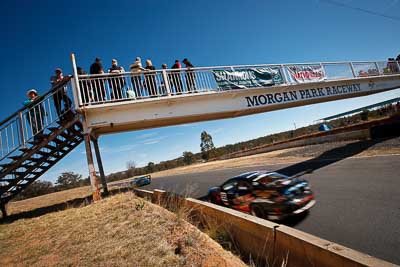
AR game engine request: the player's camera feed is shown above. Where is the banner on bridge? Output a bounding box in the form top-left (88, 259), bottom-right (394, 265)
top-left (213, 67), bottom-right (283, 89)
top-left (286, 64), bottom-right (326, 83)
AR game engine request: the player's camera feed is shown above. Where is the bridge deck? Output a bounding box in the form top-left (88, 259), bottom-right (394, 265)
top-left (70, 60), bottom-right (400, 136)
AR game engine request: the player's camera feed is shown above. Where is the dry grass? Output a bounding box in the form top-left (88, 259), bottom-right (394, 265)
top-left (7, 186), bottom-right (92, 216)
top-left (0, 192), bottom-right (245, 267)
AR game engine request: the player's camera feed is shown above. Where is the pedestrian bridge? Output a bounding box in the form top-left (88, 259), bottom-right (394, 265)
top-left (1, 55), bottom-right (400, 214)
top-left (70, 58), bottom-right (400, 136)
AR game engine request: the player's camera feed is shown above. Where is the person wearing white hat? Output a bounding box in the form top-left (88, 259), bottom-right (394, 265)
top-left (129, 57), bottom-right (144, 98)
top-left (24, 89), bottom-right (45, 141)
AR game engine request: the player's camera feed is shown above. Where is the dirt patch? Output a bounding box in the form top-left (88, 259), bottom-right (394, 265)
top-left (0, 192), bottom-right (245, 267)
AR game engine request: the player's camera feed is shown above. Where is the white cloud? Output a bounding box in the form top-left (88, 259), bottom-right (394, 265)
top-left (143, 140), bottom-right (160, 145)
top-left (99, 144), bottom-right (137, 154)
top-left (137, 132), bottom-right (158, 139)
top-left (142, 135), bottom-right (167, 145)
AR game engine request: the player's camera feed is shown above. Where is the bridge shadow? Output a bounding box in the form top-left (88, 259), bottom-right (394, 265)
top-left (276, 135), bottom-right (398, 227)
top-left (275, 137), bottom-right (394, 177)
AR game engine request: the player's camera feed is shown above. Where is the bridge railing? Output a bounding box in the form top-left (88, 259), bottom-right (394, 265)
top-left (72, 60), bottom-right (400, 107)
top-left (0, 78), bottom-right (75, 162)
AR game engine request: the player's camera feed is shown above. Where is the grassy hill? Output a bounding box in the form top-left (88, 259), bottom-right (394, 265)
top-left (0, 192), bottom-right (245, 267)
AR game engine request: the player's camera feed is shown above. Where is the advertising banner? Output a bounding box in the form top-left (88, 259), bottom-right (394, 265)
top-left (286, 64), bottom-right (326, 83)
top-left (213, 67), bottom-right (283, 90)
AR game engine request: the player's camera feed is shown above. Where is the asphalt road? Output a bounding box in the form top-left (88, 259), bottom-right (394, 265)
top-left (143, 153), bottom-right (400, 265)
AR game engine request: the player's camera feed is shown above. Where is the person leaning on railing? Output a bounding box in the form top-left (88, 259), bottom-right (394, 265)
top-left (90, 57), bottom-right (106, 102)
top-left (386, 58), bottom-right (399, 74)
top-left (23, 89), bottom-right (45, 142)
top-left (170, 60), bottom-right (183, 94)
top-left (129, 57), bottom-right (144, 98)
top-left (144, 59), bottom-right (157, 97)
top-left (160, 64), bottom-right (169, 96)
top-left (183, 58), bottom-right (196, 93)
top-left (108, 59), bottom-right (126, 100)
top-left (50, 68), bottom-right (73, 122)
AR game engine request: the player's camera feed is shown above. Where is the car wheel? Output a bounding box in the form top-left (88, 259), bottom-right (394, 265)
top-left (250, 204), bottom-right (265, 218)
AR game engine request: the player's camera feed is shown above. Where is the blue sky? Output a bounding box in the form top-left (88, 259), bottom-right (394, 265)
top-left (0, 0), bottom-right (399, 182)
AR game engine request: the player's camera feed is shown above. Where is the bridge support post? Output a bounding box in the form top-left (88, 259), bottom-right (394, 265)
top-left (84, 134), bottom-right (101, 202)
top-left (92, 138), bottom-right (109, 196)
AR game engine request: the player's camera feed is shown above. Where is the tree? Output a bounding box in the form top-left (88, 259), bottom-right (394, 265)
top-left (126, 160), bottom-right (136, 177)
top-left (55, 172), bottom-right (83, 190)
top-left (145, 162), bottom-right (156, 173)
top-left (182, 151), bottom-right (195, 165)
top-left (200, 131), bottom-right (215, 160)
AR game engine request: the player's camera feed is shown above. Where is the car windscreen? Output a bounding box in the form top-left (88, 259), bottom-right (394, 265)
top-left (252, 172), bottom-right (288, 185)
top-left (222, 180), bottom-right (238, 191)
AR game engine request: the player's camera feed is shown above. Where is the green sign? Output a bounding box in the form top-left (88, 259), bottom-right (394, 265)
top-left (213, 67), bottom-right (283, 90)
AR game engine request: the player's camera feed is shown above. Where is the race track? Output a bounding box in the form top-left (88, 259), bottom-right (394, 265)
top-left (143, 152), bottom-right (400, 265)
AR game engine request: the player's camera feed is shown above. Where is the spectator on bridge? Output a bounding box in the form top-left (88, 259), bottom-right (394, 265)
top-left (90, 58), bottom-right (106, 102)
top-left (144, 59), bottom-right (157, 97)
top-left (129, 57), bottom-right (144, 98)
top-left (50, 68), bottom-right (72, 121)
top-left (183, 58), bottom-right (196, 92)
top-left (387, 58), bottom-right (399, 73)
top-left (171, 60), bottom-right (183, 94)
top-left (160, 64), bottom-right (169, 96)
top-left (108, 59), bottom-right (126, 100)
top-left (24, 89), bottom-right (45, 141)
top-left (77, 67), bottom-right (92, 105)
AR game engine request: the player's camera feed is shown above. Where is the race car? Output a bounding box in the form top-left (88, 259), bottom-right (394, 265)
top-left (207, 170), bottom-right (315, 220)
top-left (130, 175), bottom-right (152, 187)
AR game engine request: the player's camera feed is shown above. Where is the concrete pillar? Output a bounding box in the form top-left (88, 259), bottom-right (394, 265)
top-left (92, 138), bottom-right (109, 196)
top-left (84, 134), bottom-right (101, 201)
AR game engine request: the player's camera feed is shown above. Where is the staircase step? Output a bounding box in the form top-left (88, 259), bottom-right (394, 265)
top-left (59, 132), bottom-right (74, 139)
top-left (8, 155), bottom-right (23, 161)
top-left (48, 127), bottom-right (60, 132)
top-left (40, 133), bottom-right (51, 139)
top-left (35, 150), bottom-right (52, 157)
top-left (19, 147), bottom-right (30, 153)
top-left (12, 171), bottom-right (41, 179)
top-left (52, 138), bottom-right (66, 144)
top-left (27, 157), bottom-right (48, 163)
top-left (28, 140), bottom-right (40, 146)
top-left (0, 163), bottom-right (13, 169)
top-left (44, 144), bottom-right (57, 150)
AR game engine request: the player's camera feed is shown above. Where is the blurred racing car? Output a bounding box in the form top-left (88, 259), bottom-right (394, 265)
top-left (130, 175), bottom-right (152, 187)
top-left (207, 170), bottom-right (315, 220)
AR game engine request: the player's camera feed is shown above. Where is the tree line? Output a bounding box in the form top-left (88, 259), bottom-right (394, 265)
top-left (14, 172), bottom-right (90, 201)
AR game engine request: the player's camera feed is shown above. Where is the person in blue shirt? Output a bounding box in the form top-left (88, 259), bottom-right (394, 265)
top-left (24, 89), bottom-right (45, 141)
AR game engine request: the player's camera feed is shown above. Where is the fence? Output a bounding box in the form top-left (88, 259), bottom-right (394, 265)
top-left (73, 60), bottom-right (400, 106)
top-left (0, 78), bottom-right (75, 162)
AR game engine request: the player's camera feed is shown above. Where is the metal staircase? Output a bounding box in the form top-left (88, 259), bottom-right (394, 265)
top-left (0, 78), bottom-right (83, 216)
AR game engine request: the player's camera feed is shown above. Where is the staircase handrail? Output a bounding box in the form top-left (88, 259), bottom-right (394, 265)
top-left (0, 77), bottom-right (74, 161)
